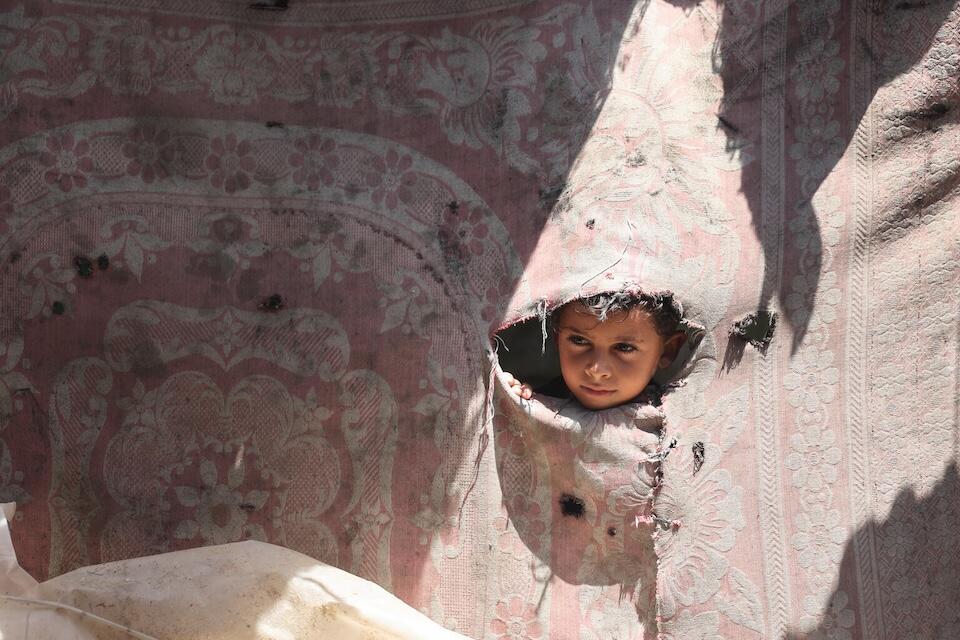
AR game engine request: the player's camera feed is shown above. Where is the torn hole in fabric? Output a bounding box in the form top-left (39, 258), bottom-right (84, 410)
top-left (492, 290), bottom-right (705, 402)
top-left (486, 288), bottom-right (707, 636)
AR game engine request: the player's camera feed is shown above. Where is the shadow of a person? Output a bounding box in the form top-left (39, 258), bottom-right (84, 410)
top-left (786, 462), bottom-right (960, 640)
top-left (694, 0), bottom-right (956, 359)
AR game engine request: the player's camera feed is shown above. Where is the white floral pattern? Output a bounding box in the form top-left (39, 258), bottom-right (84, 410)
top-left (799, 591), bottom-right (855, 640)
top-left (655, 463), bottom-right (745, 616)
top-left (659, 610), bottom-right (722, 640)
top-left (785, 425), bottom-right (842, 492)
top-left (783, 346), bottom-right (840, 413)
top-left (790, 506), bottom-right (846, 574)
top-left (3, 2), bottom-right (958, 638)
top-left (194, 29), bottom-right (275, 105)
top-left (89, 19), bottom-right (164, 96)
top-left (172, 458), bottom-right (269, 545)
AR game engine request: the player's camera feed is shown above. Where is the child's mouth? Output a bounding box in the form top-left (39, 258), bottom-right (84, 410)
top-left (580, 385), bottom-right (615, 396)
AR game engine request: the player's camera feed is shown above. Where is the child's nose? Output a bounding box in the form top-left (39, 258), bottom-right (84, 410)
top-left (586, 359), bottom-right (612, 378)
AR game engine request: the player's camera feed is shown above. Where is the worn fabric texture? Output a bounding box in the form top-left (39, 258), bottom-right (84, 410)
top-left (1, 0), bottom-right (959, 638)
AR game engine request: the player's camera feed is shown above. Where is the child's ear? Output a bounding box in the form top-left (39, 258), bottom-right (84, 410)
top-left (658, 331), bottom-right (687, 369)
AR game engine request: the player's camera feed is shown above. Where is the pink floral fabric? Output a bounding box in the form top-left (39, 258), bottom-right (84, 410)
top-left (1, 1), bottom-right (958, 639)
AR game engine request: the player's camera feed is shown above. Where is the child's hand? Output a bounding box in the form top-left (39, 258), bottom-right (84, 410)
top-left (503, 372), bottom-right (533, 400)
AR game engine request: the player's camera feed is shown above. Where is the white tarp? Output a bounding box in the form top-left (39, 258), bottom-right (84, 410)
top-left (0, 504), bottom-right (472, 640)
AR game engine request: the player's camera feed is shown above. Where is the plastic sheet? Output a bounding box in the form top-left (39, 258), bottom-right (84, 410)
top-left (0, 504), bottom-right (472, 640)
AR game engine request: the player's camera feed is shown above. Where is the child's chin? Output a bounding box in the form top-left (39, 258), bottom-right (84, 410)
top-left (573, 394), bottom-right (622, 410)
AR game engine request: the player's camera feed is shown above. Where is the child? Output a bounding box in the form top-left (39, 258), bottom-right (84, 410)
top-left (504, 291), bottom-right (686, 410)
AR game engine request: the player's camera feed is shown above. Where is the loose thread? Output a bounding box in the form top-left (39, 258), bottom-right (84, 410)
top-left (645, 436), bottom-right (679, 463)
top-left (635, 514), bottom-right (681, 530)
top-left (577, 221), bottom-right (635, 298)
top-left (537, 299), bottom-right (549, 355)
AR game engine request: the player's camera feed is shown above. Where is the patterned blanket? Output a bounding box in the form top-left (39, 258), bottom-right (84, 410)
top-left (1, 0), bottom-right (957, 638)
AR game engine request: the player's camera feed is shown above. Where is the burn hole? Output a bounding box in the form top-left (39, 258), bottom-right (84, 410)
top-left (74, 256), bottom-right (94, 278)
top-left (730, 310), bottom-right (777, 351)
top-left (258, 294), bottom-right (284, 312)
top-left (559, 493), bottom-right (585, 518)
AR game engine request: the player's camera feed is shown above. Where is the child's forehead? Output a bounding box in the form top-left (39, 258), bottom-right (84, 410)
top-left (556, 302), bottom-right (656, 333)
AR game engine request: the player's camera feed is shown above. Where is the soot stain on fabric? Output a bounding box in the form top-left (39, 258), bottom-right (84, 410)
top-left (51, 301), bottom-right (65, 315)
top-left (607, 526), bottom-right (617, 537)
top-left (130, 341), bottom-right (167, 377)
top-left (258, 294), bottom-right (284, 312)
top-left (265, 121), bottom-right (285, 128)
top-left (730, 310), bottom-right (777, 351)
top-left (237, 269), bottom-right (265, 302)
top-left (446, 200), bottom-right (459, 214)
top-left (626, 149), bottom-right (646, 167)
top-left (97, 254), bottom-right (109, 270)
top-left (559, 493), bottom-right (585, 518)
top-left (585, 218), bottom-right (595, 229)
top-left (491, 89), bottom-right (509, 134)
top-left (248, 0), bottom-right (289, 10)
top-left (916, 102), bottom-right (949, 118)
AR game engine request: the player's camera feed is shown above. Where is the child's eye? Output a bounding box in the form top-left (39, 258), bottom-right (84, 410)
top-left (568, 335), bottom-right (590, 346)
top-left (614, 343), bottom-right (637, 353)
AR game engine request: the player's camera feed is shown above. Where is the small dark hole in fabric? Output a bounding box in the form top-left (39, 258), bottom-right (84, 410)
top-left (258, 294), bottom-right (284, 312)
top-left (74, 256), bottom-right (94, 278)
top-left (559, 493), bottom-right (585, 518)
top-left (607, 526), bottom-right (617, 537)
top-left (730, 310), bottom-right (777, 351)
top-left (693, 441), bottom-right (705, 475)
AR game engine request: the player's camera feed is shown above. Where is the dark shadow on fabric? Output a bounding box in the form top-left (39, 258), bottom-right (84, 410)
top-left (785, 462), bottom-right (960, 640)
top-left (670, 0), bottom-right (956, 353)
top-left (7, 1), bottom-right (652, 592)
top-left (721, 337), bottom-right (747, 372)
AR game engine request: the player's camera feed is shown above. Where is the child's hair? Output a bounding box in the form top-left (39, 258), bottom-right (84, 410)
top-left (559, 291), bottom-right (683, 336)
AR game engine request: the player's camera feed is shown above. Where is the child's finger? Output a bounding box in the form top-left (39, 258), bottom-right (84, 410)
top-left (520, 384), bottom-right (533, 399)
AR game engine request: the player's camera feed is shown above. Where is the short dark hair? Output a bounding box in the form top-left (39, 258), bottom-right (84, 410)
top-left (559, 291), bottom-right (683, 336)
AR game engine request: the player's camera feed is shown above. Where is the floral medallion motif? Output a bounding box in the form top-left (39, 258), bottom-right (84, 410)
top-left (289, 134), bottom-right (340, 190)
top-left (168, 453), bottom-right (274, 546)
top-left (489, 596), bottom-right (542, 640)
top-left (39, 133), bottom-right (94, 192)
top-left (122, 125), bottom-right (174, 183)
top-left (90, 18), bottom-right (165, 96)
top-left (366, 149), bottom-right (416, 210)
top-left (194, 28), bottom-right (275, 106)
top-left (205, 133), bottom-right (257, 193)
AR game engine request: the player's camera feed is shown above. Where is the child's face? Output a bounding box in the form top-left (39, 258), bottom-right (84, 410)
top-left (555, 303), bottom-right (683, 410)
